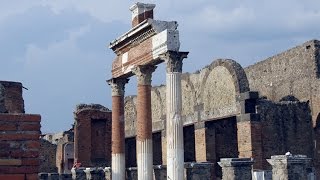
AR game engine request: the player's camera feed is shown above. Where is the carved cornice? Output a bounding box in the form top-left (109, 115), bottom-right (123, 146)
top-left (132, 65), bottom-right (157, 85)
top-left (107, 78), bottom-right (129, 96)
top-left (159, 51), bottom-right (189, 73)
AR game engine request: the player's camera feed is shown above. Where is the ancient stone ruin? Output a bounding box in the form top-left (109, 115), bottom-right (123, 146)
top-left (1, 2), bottom-right (320, 180)
top-left (0, 81), bottom-right (41, 179)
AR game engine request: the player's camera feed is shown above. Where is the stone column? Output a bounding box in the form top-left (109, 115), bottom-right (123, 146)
top-left (108, 78), bottom-right (129, 180)
top-left (236, 91), bottom-right (263, 169)
top-left (160, 51), bottom-right (188, 180)
top-left (132, 65), bottom-right (157, 180)
top-left (218, 158), bottom-right (254, 180)
top-left (267, 154), bottom-right (311, 180)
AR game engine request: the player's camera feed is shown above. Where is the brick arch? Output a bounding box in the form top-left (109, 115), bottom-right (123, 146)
top-left (200, 59), bottom-right (250, 99)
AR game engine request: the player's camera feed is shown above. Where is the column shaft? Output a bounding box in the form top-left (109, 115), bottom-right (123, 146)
top-left (108, 78), bottom-right (128, 180)
top-left (137, 85), bottom-right (153, 180)
top-left (161, 51), bottom-right (188, 180)
top-left (166, 72), bottom-right (184, 180)
top-left (133, 65), bottom-right (156, 180)
top-left (111, 96), bottom-right (125, 180)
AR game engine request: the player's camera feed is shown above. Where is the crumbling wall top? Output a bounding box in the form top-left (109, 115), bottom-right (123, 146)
top-left (74, 104), bottom-right (110, 115)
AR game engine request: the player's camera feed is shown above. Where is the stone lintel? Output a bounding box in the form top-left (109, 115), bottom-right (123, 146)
top-left (107, 78), bottom-right (129, 96)
top-left (239, 91), bottom-right (259, 101)
top-left (132, 65), bottom-right (157, 85)
top-left (218, 158), bottom-right (254, 167)
top-left (237, 113), bottom-right (260, 122)
top-left (109, 19), bottom-right (178, 51)
top-left (160, 51), bottom-right (189, 73)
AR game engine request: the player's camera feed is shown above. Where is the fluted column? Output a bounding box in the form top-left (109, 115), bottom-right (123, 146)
top-left (107, 78), bottom-right (129, 180)
top-left (132, 65), bottom-right (157, 180)
top-left (160, 51), bottom-right (188, 180)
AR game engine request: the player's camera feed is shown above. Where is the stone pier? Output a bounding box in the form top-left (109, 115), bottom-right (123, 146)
top-left (132, 65), bottom-right (157, 180)
top-left (267, 154), bottom-right (312, 180)
top-left (218, 158), bottom-right (254, 180)
top-left (108, 78), bottom-right (128, 180)
top-left (160, 51), bottom-right (188, 180)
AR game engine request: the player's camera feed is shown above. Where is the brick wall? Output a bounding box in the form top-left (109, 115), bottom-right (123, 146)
top-left (74, 104), bottom-right (111, 167)
top-left (0, 113), bottom-right (41, 180)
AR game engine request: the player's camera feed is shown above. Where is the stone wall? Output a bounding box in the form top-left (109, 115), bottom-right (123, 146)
top-left (245, 40), bottom-right (320, 126)
top-left (257, 99), bottom-right (314, 169)
top-left (74, 104), bottom-right (112, 167)
top-left (39, 139), bottom-right (57, 173)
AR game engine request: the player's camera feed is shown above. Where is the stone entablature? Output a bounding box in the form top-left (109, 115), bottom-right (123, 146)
top-left (109, 18), bottom-right (180, 78)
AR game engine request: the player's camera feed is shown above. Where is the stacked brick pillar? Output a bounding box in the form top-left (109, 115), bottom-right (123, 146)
top-left (132, 65), bottom-right (156, 180)
top-left (0, 81), bottom-right (41, 180)
top-left (236, 91), bottom-right (263, 169)
top-left (108, 78), bottom-right (128, 180)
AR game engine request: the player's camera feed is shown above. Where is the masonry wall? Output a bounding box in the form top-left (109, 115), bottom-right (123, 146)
top-left (74, 104), bottom-right (112, 167)
top-left (245, 40), bottom-right (320, 125)
top-left (0, 81), bottom-right (25, 113)
top-left (257, 99), bottom-right (314, 169)
top-left (0, 114), bottom-right (41, 180)
top-left (39, 139), bottom-right (57, 173)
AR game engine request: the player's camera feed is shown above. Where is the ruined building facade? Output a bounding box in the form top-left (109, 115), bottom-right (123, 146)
top-left (122, 39), bottom-right (319, 178)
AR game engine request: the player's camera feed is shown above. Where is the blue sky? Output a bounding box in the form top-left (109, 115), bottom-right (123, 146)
top-left (1, 0), bottom-right (319, 133)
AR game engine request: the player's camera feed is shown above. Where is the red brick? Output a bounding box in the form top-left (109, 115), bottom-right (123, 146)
top-left (0, 123), bottom-right (17, 131)
top-left (26, 174), bottom-right (38, 180)
top-left (0, 166), bottom-right (38, 174)
top-left (0, 134), bottom-right (39, 141)
top-left (25, 141), bottom-right (40, 149)
top-left (0, 174), bottom-right (25, 180)
top-left (0, 159), bottom-right (22, 165)
top-left (0, 114), bottom-right (41, 122)
top-left (22, 158), bottom-right (39, 166)
top-left (10, 150), bottom-right (39, 158)
top-left (19, 123), bottom-right (40, 131)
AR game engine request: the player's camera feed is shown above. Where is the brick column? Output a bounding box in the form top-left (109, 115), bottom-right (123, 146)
top-left (160, 51), bottom-right (188, 180)
top-left (194, 122), bottom-right (207, 162)
top-left (236, 91), bottom-right (263, 169)
top-left (107, 78), bottom-right (129, 180)
top-left (218, 158), bottom-right (254, 180)
top-left (267, 154), bottom-right (311, 180)
top-left (132, 65), bottom-right (156, 180)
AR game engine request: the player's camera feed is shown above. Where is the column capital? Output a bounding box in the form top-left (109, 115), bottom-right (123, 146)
top-left (160, 51), bottom-right (189, 73)
top-left (132, 65), bottom-right (157, 85)
top-left (107, 78), bottom-right (129, 96)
